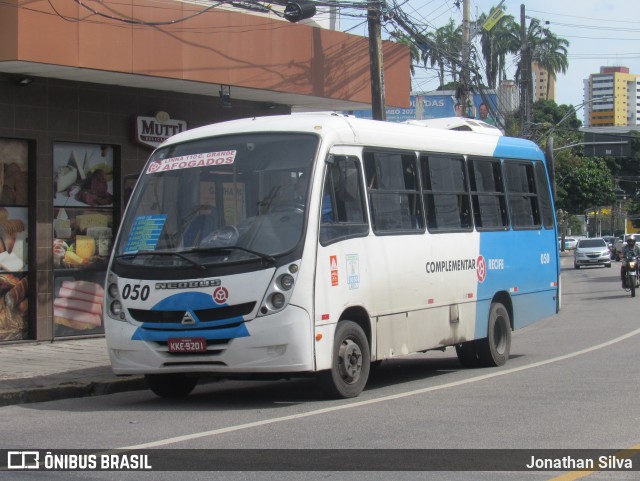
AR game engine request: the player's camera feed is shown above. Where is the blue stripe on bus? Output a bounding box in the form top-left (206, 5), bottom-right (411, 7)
top-left (130, 292), bottom-right (250, 342)
top-left (493, 136), bottom-right (545, 161)
top-left (475, 229), bottom-right (557, 339)
top-left (131, 324), bottom-right (249, 342)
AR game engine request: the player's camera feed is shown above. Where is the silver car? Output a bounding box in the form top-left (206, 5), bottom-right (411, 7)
top-left (574, 238), bottom-right (612, 268)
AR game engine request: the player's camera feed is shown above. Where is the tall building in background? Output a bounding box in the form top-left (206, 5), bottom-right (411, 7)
top-left (583, 66), bottom-right (640, 127)
top-left (532, 62), bottom-right (555, 101)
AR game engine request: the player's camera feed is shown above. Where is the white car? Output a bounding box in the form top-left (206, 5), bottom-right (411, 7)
top-left (574, 238), bottom-right (612, 268)
top-left (562, 237), bottom-right (578, 250)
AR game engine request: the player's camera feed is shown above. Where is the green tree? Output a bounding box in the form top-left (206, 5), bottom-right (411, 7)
top-left (532, 100), bottom-right (614, 215)
top-left (607, 131), bottom-right (640, 215)
top-left (555, 156), bottom-right (615, 214)
top-left (533, 99), bottom-right (582, 131)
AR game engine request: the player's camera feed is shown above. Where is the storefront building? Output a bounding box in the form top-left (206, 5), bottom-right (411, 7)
top-left (0, 0), bottom-right (410, 343)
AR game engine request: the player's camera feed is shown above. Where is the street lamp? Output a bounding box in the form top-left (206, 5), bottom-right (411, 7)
top-left (541, 95), bottom-right (615, 141)
top-left (613, 186), bottom-right (626, 236)
top-left (544, 95), bottom-right (617, 203)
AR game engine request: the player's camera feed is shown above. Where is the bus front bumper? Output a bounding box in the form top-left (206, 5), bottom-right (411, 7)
top-left (105, 305), bottom-right (315, 375)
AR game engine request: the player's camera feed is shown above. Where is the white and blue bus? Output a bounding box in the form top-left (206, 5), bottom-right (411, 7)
top-left (104, 114), bottom-right (560, 398)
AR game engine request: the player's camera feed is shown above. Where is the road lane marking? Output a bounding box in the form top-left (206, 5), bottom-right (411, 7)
top-left (120, 327), bottom-right (640, 450)
top-left (547, 444), bottom-right (640, 480)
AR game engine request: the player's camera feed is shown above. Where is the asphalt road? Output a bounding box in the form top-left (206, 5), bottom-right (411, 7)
top-left (2, 255), bottom-right (640, 480)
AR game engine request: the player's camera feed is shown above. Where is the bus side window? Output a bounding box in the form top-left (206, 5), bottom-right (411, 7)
top-left (504, 160), bottom-right (541, 229)
top-left (534, 162), bottom-right (555, 229)
top-left (319, 156), bottom-right (369, 246)
top-left (421, 154), bottom-right (472, 232)
top-left (468, 158), bottom-right (508, 230)
top-left (364, 150), bottom-right (423, 233)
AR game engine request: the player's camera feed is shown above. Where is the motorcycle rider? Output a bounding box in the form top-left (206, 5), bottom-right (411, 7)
top-left (621, 236), bottom-right (640, 288)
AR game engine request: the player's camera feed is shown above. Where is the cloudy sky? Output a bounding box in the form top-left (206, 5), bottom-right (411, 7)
top-left (340, 0), bottom-right (640, 110)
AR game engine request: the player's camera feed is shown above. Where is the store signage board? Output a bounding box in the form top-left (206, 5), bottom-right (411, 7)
top-left (135, 115), bottom-right (187, 149)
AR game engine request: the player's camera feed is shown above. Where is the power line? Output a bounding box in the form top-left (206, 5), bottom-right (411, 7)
top-left (528, 9), bottom-right (640, 25)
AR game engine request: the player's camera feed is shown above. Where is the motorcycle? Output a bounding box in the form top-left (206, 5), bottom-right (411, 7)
top-left (623, 251), bottom-right (640, 297)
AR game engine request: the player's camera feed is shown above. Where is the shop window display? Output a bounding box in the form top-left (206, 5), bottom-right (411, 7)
top-left (53, 142), bottom-right (115, 337)
top-left (0, 139), bottom-right (29, 341)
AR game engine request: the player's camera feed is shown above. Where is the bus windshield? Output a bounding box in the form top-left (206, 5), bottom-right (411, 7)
top-left (114, 132), bottom-right (319, 267)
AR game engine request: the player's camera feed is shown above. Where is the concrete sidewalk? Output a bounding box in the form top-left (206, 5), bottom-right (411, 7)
top-left (0, 338), bottom-right (146, 407)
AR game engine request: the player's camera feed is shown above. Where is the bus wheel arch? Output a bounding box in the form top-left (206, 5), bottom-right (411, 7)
top-left (475, 293), bottom-right (512, 367)
top-left (319, 307), bottom-right (372, 398)
top-left (491, 291), bottom-right (513, 330)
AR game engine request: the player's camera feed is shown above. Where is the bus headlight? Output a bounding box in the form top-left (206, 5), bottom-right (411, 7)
top-left (105, 274), bottom-right (126, 321)
top-left (270, 293), bottom-right (286, 310)
top-left (110, 300), bottom-right (123, 317)
top-left (108, 283), bottom-right (119, 298)
top-left (258, 261), bottom-right (300, 316)
top-left (278, 274), bottom-right (294, 290)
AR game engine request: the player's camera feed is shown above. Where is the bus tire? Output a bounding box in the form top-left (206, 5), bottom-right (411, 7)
top-left (476, 302), bottom-right (511, 367)
top-left (455, 341), bottom-right (479, 368)
top-left (145, 373), bottom-right (198, 398)
top-left (319, 321), bottom-right (370, 398)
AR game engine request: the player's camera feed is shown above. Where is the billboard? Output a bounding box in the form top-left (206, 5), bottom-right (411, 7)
top-left (349, 90), bottom-right (499, 126)
top-left (583, 132), bottom-right (630, 158)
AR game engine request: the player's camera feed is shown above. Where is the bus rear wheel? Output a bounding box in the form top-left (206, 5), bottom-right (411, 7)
top-left (475, 302), bottom-right (511, 367)
top-left (319, 321), bottom-right (370, 398)
top-left (145, 373), bottom-right (198, 398)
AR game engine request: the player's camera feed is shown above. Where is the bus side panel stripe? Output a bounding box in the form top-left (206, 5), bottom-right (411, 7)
top-left (476, 229), bottom-right (557, 339)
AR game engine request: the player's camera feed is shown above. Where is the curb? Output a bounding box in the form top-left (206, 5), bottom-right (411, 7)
top-left (0, 376), bottom-right (147, 407)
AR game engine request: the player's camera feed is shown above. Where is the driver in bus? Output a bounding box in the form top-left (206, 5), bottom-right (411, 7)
top-left (620, 236), bottom-right (640, 288)
top-left (293, 173), bottom-right (334, 223)
top-left (183, 204), bottom-right (219, 246)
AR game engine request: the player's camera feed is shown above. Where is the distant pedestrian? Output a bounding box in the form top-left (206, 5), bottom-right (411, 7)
top-left (477, 102), bottom-right (495, 125)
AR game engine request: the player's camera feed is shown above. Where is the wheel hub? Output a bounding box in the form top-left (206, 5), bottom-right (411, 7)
top-left (338, 339), bottom-right (362, 384)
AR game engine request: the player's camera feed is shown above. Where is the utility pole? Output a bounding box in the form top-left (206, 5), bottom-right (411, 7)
top-left (545, 135), bottom-right (556, 202)
top-left (459, 0), bottom-right (471, 117)
top-left (368, 0), bottom-right (385, 120)
top-left (519, 4), bottom-right (532, 137)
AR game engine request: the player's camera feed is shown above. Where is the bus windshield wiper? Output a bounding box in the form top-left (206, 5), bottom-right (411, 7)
top-left (115, 250), bottom-right (206, 270)
top-left (190, 245), bottom-right (276, 266)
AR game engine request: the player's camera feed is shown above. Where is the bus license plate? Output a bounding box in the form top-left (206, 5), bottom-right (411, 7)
top-left (168, 337), bottom-right (207, 353)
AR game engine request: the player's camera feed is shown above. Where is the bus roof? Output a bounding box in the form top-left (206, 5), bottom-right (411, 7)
top-left (159, 113), bottom-right (544, 162)
top-left (404, 117), bottom-right (503, 135)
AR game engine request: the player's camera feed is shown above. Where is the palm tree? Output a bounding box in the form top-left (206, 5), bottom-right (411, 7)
top-left (534, 31), bottom-right (569, 99)
top-left (477, 9), bottom-right (518, 88)
top-left (439, 19), bottom-right (463, 85)
top-left (421, 25), bottom-right (447, 88)
top-left (507, 18), bottom-right (569, 87)
top-left (388, 30), bottom-right (420, 77)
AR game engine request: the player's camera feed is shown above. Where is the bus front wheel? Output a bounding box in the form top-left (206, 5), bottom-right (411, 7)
top-left (145, 373), bottom-right (198, 398)
top-left (319, 321), bottom-right (370, 399)
top-left (475, 302), bottom-right (511, 367)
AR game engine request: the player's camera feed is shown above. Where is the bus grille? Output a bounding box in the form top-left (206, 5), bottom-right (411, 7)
top-left (128, 302), bottom-right (256, 324)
